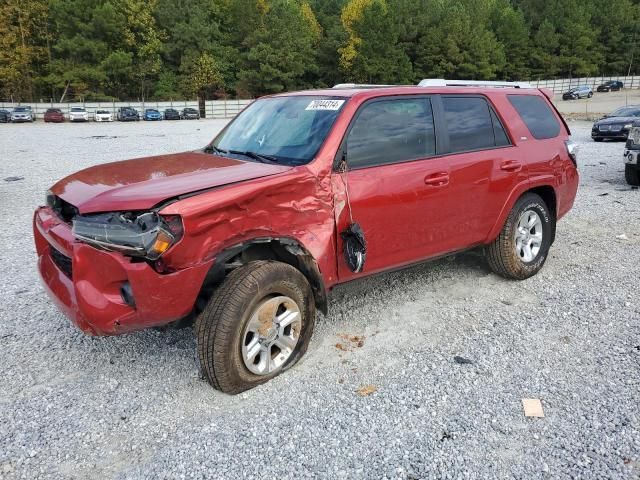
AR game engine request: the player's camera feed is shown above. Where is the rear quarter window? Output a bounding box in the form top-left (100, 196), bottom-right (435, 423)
top-left (508, 95), bottom-right (561, 140)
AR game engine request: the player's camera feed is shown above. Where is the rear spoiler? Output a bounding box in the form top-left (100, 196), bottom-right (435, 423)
top-left (540, 88), bottom-right (571, 136)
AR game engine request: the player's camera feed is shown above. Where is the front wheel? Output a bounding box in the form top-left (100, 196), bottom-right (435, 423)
top-left (588, 92), bottom-right (593, 98)
top-left (486, 193), bottom-right (552, 280)
top-left (196, 261), bottom-right (316, 394)
top-left (626, 164), bottom-right (640, 186)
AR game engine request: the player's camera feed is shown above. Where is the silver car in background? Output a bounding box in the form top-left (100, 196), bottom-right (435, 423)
top-left (10, 106), bottom-right (34, 122)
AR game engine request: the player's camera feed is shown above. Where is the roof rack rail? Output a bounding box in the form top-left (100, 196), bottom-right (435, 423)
top-left (418, 79), bottom-right (533, 89)
top-left (332, 83), bottom-right (399, 89)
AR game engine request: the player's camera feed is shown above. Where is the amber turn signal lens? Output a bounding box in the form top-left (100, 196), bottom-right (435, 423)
top-left (151, 231), bottom-right (173, 255)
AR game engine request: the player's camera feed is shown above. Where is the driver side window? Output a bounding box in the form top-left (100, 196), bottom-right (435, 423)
top-left (346, 98), bottom-right (435, 169)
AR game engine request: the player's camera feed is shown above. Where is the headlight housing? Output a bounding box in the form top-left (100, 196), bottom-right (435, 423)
top-left (624, 124), bottom-right (632, 129)
top-left (72, 211), bottom-right (183, 260)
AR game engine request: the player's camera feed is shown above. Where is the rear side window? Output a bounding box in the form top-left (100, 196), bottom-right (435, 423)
top-left (346, 98), bottom-right (436, 168)
top-left (508, 95), bottom-right (561, 139)
top-left (443, 97), bottom-right (499, 153)
top-left (490, 109), bottom-right (510, 147)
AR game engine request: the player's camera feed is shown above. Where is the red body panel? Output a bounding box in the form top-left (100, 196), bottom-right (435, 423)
top-left (51, 151), bottom-right (291, 213)
top-left (34, 86), bottom-right (578, 335)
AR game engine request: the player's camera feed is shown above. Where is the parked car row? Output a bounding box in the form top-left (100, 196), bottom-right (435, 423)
top-left (0, 106), bottom-right (36, 122)
top-left (562, 81), bottom-right (625, 100)
top-left (0, 106), bottom-right (201, 123)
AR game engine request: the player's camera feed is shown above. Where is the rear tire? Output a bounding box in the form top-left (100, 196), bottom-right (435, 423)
top-left (196, 261), bottom-right (315, 394)
top-left (486, 193), bottom-right (552, 280)
top-left (626, 164), bottom-right (640, 186)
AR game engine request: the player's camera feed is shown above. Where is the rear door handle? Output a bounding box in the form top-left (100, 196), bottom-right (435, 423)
top-left (424, 172), bottom-right (449, 187)
top-left (500, 160), bottom-right (522, 172)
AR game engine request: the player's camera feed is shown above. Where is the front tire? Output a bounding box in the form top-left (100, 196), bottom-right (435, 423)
top-left (486, 193), bottom-right (553, 280)
top-left (626, 165), bottom-right (640, 186)
top-left (196, 261), bottom-right (316, 394)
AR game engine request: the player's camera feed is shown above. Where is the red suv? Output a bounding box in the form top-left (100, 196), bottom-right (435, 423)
top-left (34, 80), bottom-right (578, 393)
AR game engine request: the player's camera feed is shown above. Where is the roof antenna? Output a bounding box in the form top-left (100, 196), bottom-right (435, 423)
top-left (338, 148), bottom-right (366, 273)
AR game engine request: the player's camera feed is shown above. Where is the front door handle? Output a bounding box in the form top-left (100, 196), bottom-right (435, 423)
top-left (500, 160), bottom-right (522, 172)
top-left (424, 172), bottom-right (449, 187)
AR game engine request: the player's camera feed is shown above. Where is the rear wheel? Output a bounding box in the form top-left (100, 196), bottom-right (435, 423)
top-left (626, 164), bottom-right (640, 186)
top-left (486, 193), bottom-right (552, 280)
top-left (196, 261), bottom-right (315, 394)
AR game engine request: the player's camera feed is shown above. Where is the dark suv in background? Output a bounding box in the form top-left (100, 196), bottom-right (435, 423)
top-left (164, 108), bottom-right (181, 120)
top-left (181, 107), bottom-right (200, 120)
top-left (116, 107), bottom-right (140, 121)
top-left (597, 80), bottom-right (623, 92)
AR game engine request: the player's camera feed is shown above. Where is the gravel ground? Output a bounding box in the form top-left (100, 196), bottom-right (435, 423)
top-left (1, 119), bottom-right (639, 480)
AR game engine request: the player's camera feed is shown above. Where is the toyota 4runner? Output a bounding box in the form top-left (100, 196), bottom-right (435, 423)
top-left (34, 80), bottom-right (579, 393)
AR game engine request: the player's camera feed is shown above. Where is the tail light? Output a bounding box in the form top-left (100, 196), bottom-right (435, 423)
top-left (565, 139), bottom-right (578, 167)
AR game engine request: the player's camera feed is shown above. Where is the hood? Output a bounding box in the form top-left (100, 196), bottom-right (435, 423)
top-left (51, 151), bottom-right (292, 213)
top-left (595, 116), bottom-right (637, 125)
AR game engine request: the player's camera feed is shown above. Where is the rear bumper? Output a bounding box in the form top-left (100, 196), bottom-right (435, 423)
top-left (34, 206), bottom-right (213, 336)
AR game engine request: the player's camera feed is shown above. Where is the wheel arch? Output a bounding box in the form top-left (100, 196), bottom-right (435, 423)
top-left (488, 183), bottom-right (558, 245)
top-left (195, 237), bottom-right (328, 319)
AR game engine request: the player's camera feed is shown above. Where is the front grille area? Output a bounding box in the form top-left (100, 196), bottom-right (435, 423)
top-left (50, 246), bottom-right (72, 278)
top-left (47, 194), bottom-right (78, 223)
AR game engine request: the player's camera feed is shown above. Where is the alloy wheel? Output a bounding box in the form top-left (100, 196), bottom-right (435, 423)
top-left (514, 209), bottom-right (543, 262)
top-left (241, 296), bottom-right (302, 376)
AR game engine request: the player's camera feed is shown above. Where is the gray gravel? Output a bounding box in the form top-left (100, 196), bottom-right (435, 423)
top-left (1, 119), bottom-right (639, 479)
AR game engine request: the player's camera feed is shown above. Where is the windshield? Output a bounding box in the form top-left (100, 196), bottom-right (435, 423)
top-left (147, 109), bottom-right (158, 113)
top-left (610, 107), bottom-right (640, 117)
top-left (71, 107), bottom-right (85, 112)
top-left (211, 96), bottom-right (346, 166)
top-left (14, 107), bottom-right (28, 112)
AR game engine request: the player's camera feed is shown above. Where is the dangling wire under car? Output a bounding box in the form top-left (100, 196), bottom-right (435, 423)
top-left (338, 153), bottom-right (367, 273)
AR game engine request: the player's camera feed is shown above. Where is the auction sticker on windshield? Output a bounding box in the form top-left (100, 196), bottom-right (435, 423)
top-left (305, 99), bottom-right (345, 111)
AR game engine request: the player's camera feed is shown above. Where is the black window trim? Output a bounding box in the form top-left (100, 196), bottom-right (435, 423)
top-left (439, 94), bottom-right (514, 156)
top-left (333, 94), bottom-right (443, 171)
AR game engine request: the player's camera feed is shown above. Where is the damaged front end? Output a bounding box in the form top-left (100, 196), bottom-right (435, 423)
top-left (72, 211), bottom-right (183, 261)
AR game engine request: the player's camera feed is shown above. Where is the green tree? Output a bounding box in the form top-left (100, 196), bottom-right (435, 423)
top-left (413, 0), bottom-right (505, 80)
top-left (0, 0), bottom-right (49, 101)
top-left (117, 0), bottom-right (164, 100)
top-left (185, 52), bottom-right (224, 100)
top-left (341, 0), bottom-right (412, 83)
top-left (236, 0), bottom-right (319, 96)
top-left (490, 0), bottom-right (531, 80)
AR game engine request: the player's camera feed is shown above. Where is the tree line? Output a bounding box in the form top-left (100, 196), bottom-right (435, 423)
top-left (1, 0), bottom-right (639, 102)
